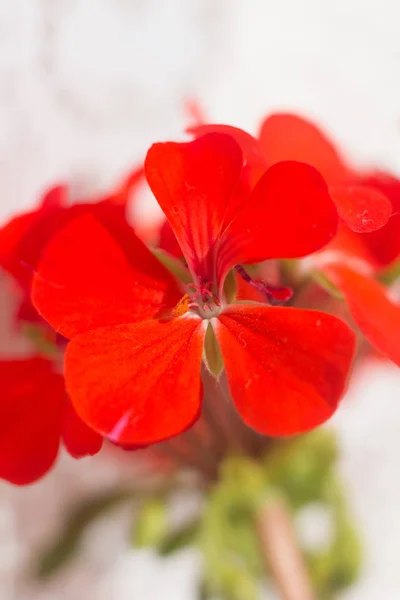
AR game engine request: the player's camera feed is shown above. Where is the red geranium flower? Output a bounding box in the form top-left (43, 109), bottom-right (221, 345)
top-left (32, 133), bottom-right (355, 446)
top-left (0, 170), bottom-right (143, 484)
top-left (0, 356), bottom-right (102, 484)
top-left (0, 168), bottom-right (143, 327)
top-left (188, 114), bottom-right (394, 237)
top-left (188, 116), bottom-right (400, 368)
top-left (253, 113), bottom-right (400, 366)
top-left (256, 114), bottom-right (400, 267)
top-left (255, 114), bottom-right (400, 367)
top-left (321, 263), bottom-right (400, 367)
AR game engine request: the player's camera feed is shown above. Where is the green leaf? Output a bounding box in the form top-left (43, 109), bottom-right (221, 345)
top-left (265, 430), bottom-right (338, 508)
top-left (134, 497), bottom-right (168, 548)
top-left (293, 472), bottom-right (362, 598)
top-left (157, 519), bottom-right (200, 556)
top-left (199, 457), bottom-right (268, 598)
top-left (35, 488), bottom-right (133, 579)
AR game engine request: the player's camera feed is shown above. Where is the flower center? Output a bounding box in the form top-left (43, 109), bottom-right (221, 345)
top-left (173, 281), bottom-right (221, 319)
top-left (187, 282), bottom-right (222, 319)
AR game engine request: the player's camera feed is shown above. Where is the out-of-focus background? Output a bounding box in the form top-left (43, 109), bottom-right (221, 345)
top-left (1, 1), bottom-right (400, 598)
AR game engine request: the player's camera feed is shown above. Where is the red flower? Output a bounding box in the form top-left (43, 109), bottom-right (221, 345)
top-left (258, 114), bottom-right (400, 262)
top-left (188, 114), bottom-right (393, 238)
top-left (322, 263), bottom-right (400, 367)
top-left (0, 171), bottom-right (143, 484)
top-left (348, 172), bottom-right (400, 268)
top-left (0, 357), bottom-right (102, 484)
top-left (253, 112), bottom-right (400, 366)
top-left (189, 116), bottom-right (400, 368)
top-left (0, 168), bottom-right (143, 326)
top-left (32, 133), bottom-right (356, 446)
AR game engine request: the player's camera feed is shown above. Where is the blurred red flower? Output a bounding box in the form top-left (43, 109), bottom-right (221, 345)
top-left (0, 168), bottom-right (143, 327)
top-left (188, 116), bottom-right (393, 236)
top-left (0, 356), bottom-right (102, 484)
top-left (259, 114), bottom-right (400, 366)
top-left (0, 169), bottom-right (143, 484)
top-left (322, 263), bottom-right (400, 367)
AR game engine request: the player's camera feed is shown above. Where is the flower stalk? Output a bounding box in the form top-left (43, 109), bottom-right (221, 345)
top-left (257, 496), bottom-right (316, 600)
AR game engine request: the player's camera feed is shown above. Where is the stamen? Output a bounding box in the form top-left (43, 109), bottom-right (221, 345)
top-left (185, 280), bottom-right (221, 319)
top-left (173, 294), bottom-right (191, 317)
top-left (203, 289), bottom-right (214, 301)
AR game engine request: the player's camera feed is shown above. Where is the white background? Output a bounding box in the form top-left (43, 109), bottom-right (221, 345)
top-left (1, 1), bottom-right (400, 598)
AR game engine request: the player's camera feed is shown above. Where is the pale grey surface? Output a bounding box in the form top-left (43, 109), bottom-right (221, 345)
top-left (1, 1), bottom-right (400, 598)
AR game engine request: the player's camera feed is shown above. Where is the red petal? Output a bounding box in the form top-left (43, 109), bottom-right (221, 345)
top-left (326, 221), bottom-right (381, 268)
top-left (323, 263), bottom-right (400, 366)
top-left (0, 177), bottom-right (143, 293)
top-left (40, 184), bottom-right (69, 209)
top-left (16, 296), bottom-right (43, 324)
top-left (258, 113), bottom-right (350, 184)
top-left (185, 99), bottom-right (208, 127)
top-left (158, 220), bottom-right (183, 258)
top-left (0, 199), bottom-right (79, 292)
top-left (217, 161), bottom-right (338, 285)
top-left (145, 133), bottom-right (243, 282)
top-left (0, 357), bottom-right (64, 484)
top-left (215, 305), bottom-right (355, 436)
top-left (32, 214), bottom-right (181, 339)
top-left (187, 124), bottom-right (266, 170)
top-left (0, 209), bottom-right (41, 290)
top-left (355, 172), bottom-right (400, 267)
top-left (65, 317), bottom-right (205, 445)
top-left (62, 398), bottom-right (103, 458)
top-left (330, 185), bottom-right (392, 233)
top-left (107, 166), bottom-right (145, 207)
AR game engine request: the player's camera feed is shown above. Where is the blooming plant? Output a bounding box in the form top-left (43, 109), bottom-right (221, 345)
top-left (30, 132), bottom-right (357, 446)
top-left (0, 117), bottom-right (399, 598)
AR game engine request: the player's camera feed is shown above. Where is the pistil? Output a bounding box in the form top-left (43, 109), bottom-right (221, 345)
top-left (235, 264), bottom-right (293, 305)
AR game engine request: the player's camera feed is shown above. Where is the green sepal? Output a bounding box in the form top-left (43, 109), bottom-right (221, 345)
top-left (223, 268), bottom-right (237, 304)
top-left (204, 323), bottom-right (224, 378)
top-left (152, 248), bottom-right (192, 284)
top-left (378, 259), bottom-right (400, 285)
top-left (312, 271), bottom-right (343, 299)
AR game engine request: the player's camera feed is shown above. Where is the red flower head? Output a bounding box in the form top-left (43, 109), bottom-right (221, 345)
top-left (254, 113), bottom-right (400, 366)
top-left (257, 115), bottom-right (400, 367)
top-left (0, 357), bottom-right (102, 484)
top-left (188, 116), bottom-right (400, 369)
top-left (321, 263), bottom-right (400, 367)
top-left (0, 170), bottom-right (143, 484)
top-left (188, 115), bottom-right (394, 236)
top-left (0, 168), bottom-right (144, 327)
top-left (32, 133), bottom-right (356, 447)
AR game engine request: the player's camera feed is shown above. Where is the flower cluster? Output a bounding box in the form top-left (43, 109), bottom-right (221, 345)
top-left (0, 112), bottom-right (399, 485)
